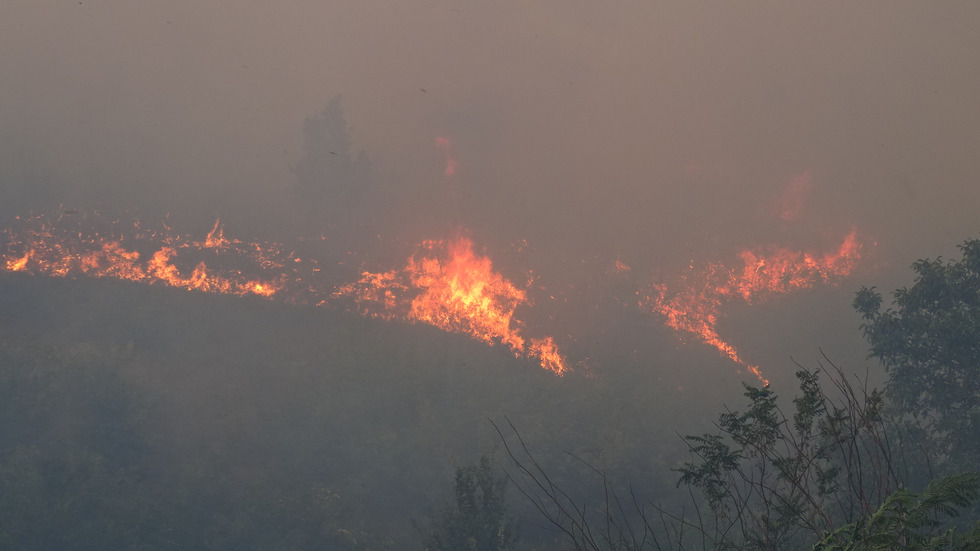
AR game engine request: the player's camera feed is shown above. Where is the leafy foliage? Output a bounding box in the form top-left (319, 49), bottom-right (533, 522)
top-left (420, 454), bottom-right (518, 551)
top-left (498, 360), bottom-right (974, 551)
top-left (813, 473), bottom-right (980, 551)
top-left (854, 238), bottom-right (980, 467)
top-left (675, 359), bottom-right (922, 550)
top-left (491, 237), bottom-right (980, 551)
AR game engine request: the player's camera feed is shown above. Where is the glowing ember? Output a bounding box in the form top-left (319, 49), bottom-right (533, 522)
top-left (612, 259), bottom-right (631, 273)
top-left (5, 251), bottom-right (30, 272)
top-left (645, 230), bottom-right (862, 382)
top-left (336, 236), bottom-right (568, 375)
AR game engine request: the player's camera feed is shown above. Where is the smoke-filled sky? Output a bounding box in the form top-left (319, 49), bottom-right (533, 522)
top-left (3, 2), bottom-right (980, 380)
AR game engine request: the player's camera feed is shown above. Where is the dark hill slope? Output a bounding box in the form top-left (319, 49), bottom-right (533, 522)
top-left (0, 272), bottom-right (745, 549)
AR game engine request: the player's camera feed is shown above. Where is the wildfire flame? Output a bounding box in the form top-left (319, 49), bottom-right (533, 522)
top-left (335, 236), bottom-right (568, 375)
top-left (0, 215), bottom-right (305, 299)
top-left (2, 213), bottom-right (566, 376)
top-left (2, 209), bottom-right (863, 382)
top-left (646, 230), bottom-right (862, 383)
top-left (202, 219), bottom-right (231, 249)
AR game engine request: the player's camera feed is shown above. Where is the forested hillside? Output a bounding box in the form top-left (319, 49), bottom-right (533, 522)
top-left (0, 271), bottom-right (747, 549)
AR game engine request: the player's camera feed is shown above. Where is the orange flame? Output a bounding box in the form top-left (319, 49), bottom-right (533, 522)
top-left (1, 215), bottom-right (295, 299)
top-left (2, 213), bottom-right (565, 375)
top-left (3, 211), bottom-right (862, 382)
top-left (646, 230), bottom-right (862, 383)
top-left (202, 219), bottom-right (231, 249)
top-left (336, 236), bottom-right (567, 375)
top-left (529, 336), bottom-right (565, 375)
top-left (5, 251), bottom-right (30, 271)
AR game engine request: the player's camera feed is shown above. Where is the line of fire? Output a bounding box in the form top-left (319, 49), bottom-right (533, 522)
top-left (1, 209), bottom-right (864, 381)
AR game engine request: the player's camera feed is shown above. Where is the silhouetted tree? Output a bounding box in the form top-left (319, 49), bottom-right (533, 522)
top-left (854, 238), bottom-right (980, 469)
top-left (492, 238), bottom-right (980, 550)
top-left (496, 356), bottom-right (955, 551)
top-left (292, 96), bottom-right (372, 242)
top-left (674, 359), bottom-right (931, 550)
top-left (420, 454), bottom-right (518, 551)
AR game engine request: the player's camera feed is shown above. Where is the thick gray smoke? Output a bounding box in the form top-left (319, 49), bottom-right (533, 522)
top-left (4, 7), bottom-right (980, 548)
top-left (2, 2), bottom-right (979, 381)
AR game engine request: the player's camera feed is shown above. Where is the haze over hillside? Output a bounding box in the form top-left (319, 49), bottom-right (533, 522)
top-left (1, 3), bottom-right (979, 549)
top-left (0, 270), bottom-right (758, 547)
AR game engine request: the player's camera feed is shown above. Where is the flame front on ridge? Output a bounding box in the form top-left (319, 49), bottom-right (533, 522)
top-left (2, 211), bottom-right (864, 381)
top-left (0, 214), bottom-right (302, 299)
top-left (645, 230), bottom-right (862, 383)
top-left (1, 213), bottom-right (568, 375)
top-left (335, 236), bottom-right (568, 375)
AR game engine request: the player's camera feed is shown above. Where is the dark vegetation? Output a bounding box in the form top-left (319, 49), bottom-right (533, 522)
top-left (417, 453), bottom-right (518, 551)
top-left (494, 238), bottom-right (980, 550)
top-left (0, 270), bottom-right (741, 550)
top-left (2, 238), bottom-right (979, 550)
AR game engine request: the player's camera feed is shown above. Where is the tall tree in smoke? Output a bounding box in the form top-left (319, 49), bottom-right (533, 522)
top-left (419, 454), bottom-right (518, 551)
top-left (292, 96), bottom-right (373, 247)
